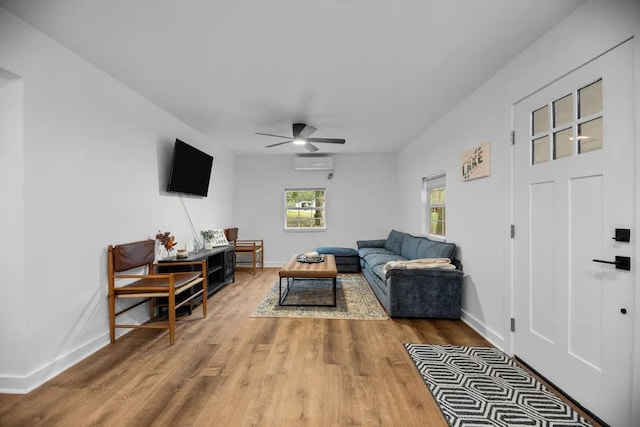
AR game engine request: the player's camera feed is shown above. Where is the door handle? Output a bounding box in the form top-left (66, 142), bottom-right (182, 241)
top-left (592, 256), bottom-right (631, 271)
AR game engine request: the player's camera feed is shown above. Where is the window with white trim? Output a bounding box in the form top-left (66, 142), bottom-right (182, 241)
top-left (284, 188), bottom-right (326, 230)
top-left (422, 173), bottom-right (446, 238)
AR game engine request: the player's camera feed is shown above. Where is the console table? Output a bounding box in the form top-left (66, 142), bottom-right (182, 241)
top-left (158, 246), bottom-right (234, 297)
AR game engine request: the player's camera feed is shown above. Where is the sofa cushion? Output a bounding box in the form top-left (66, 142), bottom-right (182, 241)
top-left (358, 247), bottom-right (395, 259)
top-left (371, 263), bottom-right (388, 282)
top-left (364, 253), bottom-right (405, 268)
top-left (416, 238), bottom-right (457, 260)
top-left (401, 235), bottom-right (423, 260)
top-left (384, 230), bottom-right (406, 255)
top-left (357, 239), bottom-right (387, 249)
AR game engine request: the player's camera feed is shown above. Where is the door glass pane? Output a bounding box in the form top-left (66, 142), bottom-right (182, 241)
top-left (532, 105), bottom-right (549, 135)
top-left (532, 136), bottom-right (549, 164)
top-left (553, 94), bottom-right (573, 127)
top-left (579, 79), bottom-right (602, 118)
top-left (579, 117), bottom-right (603, 154)
top-left (553, 128), bottom-right (573, 159)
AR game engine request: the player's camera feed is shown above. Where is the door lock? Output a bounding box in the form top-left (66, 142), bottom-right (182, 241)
top-left (612, 228), bottom-right (631, 242)
top-left (592, 256), bottom-right (631, 271)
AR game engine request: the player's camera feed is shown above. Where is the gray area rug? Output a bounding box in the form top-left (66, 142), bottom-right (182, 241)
top-left (404, 344), bottom-right (592, 427)
top-left (251, 274), bottom-right (388, 320)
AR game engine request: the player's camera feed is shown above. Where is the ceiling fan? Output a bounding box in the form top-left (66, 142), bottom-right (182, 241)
top-left (256, 123), bottom-right (346, 152)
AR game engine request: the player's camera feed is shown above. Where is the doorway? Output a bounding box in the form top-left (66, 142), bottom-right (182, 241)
top-left (513, 41), bottom-right (635, 426)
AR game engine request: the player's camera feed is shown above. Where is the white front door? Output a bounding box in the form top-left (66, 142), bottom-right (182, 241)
top-left (513, 41), bottom-right (635, 426)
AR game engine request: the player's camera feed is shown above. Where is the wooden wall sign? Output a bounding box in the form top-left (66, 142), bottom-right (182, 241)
top-left (461, 142), bottom-right (490, 181)
top-left (211, 229), bottom-right (229, 247)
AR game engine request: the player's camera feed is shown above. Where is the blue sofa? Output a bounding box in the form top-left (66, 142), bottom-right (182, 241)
top-left (357, 230), bottom-right (462, 318)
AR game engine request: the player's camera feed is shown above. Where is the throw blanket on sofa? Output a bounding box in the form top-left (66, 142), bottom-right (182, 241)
top-left (383, 258), bottom-right (456, 275)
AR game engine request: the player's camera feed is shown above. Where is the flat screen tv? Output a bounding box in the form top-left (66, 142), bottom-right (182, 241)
top-left (167, 139), bottom-right (214, 197)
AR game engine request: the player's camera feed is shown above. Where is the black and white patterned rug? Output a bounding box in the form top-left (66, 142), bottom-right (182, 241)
top-left (404, 344), bottom-right (592, 427)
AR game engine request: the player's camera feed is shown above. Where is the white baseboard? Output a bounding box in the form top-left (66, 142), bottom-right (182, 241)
top-left (0, 332), bottom-right (111, 394)
top-left (235, 261), bottom-right (281, 268)
top-left (460, 309), bottom-right (506, 352)
top-left (264, 262), bottom-right (283, 268)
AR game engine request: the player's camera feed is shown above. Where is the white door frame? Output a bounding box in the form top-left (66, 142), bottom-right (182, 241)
top-left (507, 39), bottom-right (640, 423)
top-left (631, 36), bottom-right (640, 427)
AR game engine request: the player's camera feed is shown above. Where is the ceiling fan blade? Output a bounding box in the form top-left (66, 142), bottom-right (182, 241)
top-left (300, 125), bottom-right (317, 138)
top-left (293, 123), bottom-right (317, 138)
top-left (256, 132), bottom-right (293, 139)
top-left (307, 137), bottom-right (346, 144)
top-left (305, 142), bottom-right (319, 152)
top-left (265, 140), bottom-right (292, 148)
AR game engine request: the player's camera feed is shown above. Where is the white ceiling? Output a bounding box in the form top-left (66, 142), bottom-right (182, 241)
top-left (1, 0), bottom-right (584, 155)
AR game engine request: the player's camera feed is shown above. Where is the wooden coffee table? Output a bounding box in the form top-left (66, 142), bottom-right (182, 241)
top-left (278, 254), bottom-right (338, 306)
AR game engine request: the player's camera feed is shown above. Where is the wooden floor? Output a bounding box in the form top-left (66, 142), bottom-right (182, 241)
top-left (0, 269), bottom-right (598, 426)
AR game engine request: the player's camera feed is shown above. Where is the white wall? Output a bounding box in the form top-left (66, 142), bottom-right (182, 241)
top-left (233, 154), bottom-right (398, 265)
top-left (0, 9), bottom-right (235, 392)
top-left (398, 0), bottom-right (640, 419)
top-left (398, 82), bottom-right (511, 346)
top-left (0, 74), bottom-right (26, 381)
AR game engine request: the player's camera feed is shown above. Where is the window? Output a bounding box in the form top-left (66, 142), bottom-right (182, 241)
top-left (284, 188), bottom-right (326, 230)
top-left (422, 173), bottom-right (446, 239)
top-left (531, 78), bottom-right (603, 165)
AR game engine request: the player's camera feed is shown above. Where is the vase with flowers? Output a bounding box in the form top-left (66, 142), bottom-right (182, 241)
top-left (200, 230), bottom-right (215, 250)
top-left (156, 230), bottom-right (177, 259)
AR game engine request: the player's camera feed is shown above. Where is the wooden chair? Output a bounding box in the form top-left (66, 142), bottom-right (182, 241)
top-left (107, 239), bottom-right (207, 345)
top-left (224, 227), bottom-right (264, 275)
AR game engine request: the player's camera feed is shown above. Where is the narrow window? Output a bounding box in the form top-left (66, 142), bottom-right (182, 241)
top-left (422, 173), bottom-right (446, 239)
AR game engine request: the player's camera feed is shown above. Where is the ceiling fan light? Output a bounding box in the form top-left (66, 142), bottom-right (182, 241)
top-left (293, 137), bottom-right (306, 145)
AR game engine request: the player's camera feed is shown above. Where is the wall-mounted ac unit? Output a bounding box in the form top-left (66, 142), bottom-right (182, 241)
top-left (293, 156), bottom-right (334, 171)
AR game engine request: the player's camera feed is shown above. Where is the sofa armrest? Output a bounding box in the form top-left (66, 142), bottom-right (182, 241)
top-left (386, 269), bottom-right (463, 319)
top-left (357, 239), bottom-right (386, 249)
top-left (385, 267), bottom-right (462, 280)
top-left (386, 270), bottom-right (462, 318)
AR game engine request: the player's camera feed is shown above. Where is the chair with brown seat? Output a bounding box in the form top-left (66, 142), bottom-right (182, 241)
top-left (107, 239), bottom-right (207, 345)
top-left (224, 227), bottom-right (264, 275)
